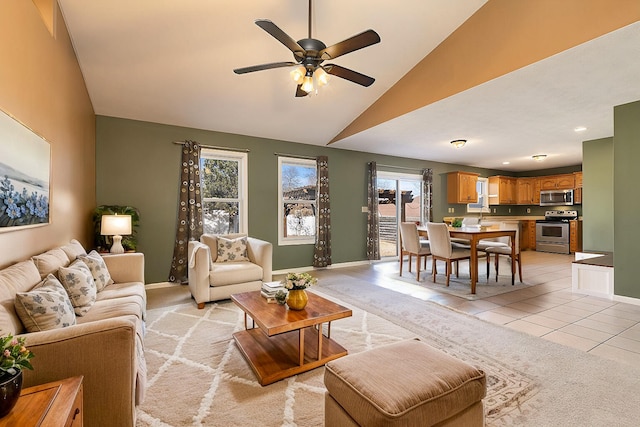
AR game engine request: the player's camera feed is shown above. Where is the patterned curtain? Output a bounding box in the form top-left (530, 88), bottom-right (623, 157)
top-left (313, 156), bottom-right (332, 267)
top-left (422, 168), bottom-right (433, 223)
top-left (366, 162), bottom-right (380, 260)
top-left (169, 141), bottom-right (203, 283)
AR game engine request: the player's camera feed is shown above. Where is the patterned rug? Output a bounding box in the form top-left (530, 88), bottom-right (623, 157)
top-left (136, 293), bottom-right (537, 426)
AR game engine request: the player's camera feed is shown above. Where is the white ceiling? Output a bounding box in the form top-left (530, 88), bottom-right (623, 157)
top-left (58, 0), bottom-right (640, 172)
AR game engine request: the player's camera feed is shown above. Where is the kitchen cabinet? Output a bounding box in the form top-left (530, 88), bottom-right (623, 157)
top-left (488, 176), bottom-right (517, 205)
top-left (516, 177), bottom-right (538, 205)
top-left (539, 174), bottom-right (575, 190)
top-left (570, 220), bottom-right (583, 253)
top-left (447, 171), bottom-right (479, 204)
top-left (573, 172), bottom-right (583, 204)
top-left (521, 220), bottom-right (537, 250)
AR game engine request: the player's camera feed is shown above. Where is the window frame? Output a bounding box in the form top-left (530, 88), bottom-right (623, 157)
top-left (277, 156), bottom-right (317, 246)
top-left (467, 177), bottom-right (490, 213)
top-left (200, 148), bottom-right (248, 234)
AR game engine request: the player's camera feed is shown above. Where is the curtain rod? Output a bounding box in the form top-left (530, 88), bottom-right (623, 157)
top-left (172, 141), bottom-right (250, 153)
top-left (274, 152), bottom-right (317, 160)
top-left (370, 162), bottom-right (426, 172)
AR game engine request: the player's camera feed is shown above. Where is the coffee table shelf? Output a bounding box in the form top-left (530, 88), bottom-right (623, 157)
top-left (231, 291), bottom-right (352, 386)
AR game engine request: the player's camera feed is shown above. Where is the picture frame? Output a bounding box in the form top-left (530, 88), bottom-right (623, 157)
top-left (0, 109), bottom-right (51, 232)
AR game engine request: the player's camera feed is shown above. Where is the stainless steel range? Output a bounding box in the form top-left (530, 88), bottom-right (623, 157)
top-left (536, 210), bottom-right (578, 254)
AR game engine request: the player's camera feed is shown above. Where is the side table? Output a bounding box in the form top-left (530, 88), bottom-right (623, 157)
top-left (0, 376), bottom-right (83, 426)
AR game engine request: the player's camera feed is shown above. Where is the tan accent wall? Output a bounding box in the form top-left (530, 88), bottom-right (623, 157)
top-left (330, 0), bottom-right (640, 144)
top-left (0, 1), bottom-right (95, 268)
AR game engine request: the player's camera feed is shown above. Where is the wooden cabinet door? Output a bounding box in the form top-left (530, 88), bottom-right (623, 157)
top-left (555, 174), bottom-right (575, 189)
top-left (517, 178), bottom-right (534, 204)
top-left (539, 176), bottom-right (558, 190)
top-left (574, 172), bottom-right (583, 188)
top-left (570, 220), bottom-right (582, 253)
top-left (533, 178), bottom-right (541, 204)
top-left (447, 172), bottom-right (479, 204)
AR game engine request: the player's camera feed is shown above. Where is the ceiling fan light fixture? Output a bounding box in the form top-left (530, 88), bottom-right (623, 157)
top-left (290, 66), bottom-right (306, 84)
top-left (532, 154), bottom-right (547, 161)
top-left (315, 67), bottom-right (330, 86)
top-left (301, 73), bottom-right (314, 93)
top-left (450, 139), bottom-right (466, 149)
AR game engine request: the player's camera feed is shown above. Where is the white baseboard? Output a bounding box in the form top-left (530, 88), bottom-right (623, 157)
top-left (613, 294), bottom-right (640, 306)
top-left (273, 259), bottom-right (372, 276)
top-left (146, 281), bottom-right (180, 289)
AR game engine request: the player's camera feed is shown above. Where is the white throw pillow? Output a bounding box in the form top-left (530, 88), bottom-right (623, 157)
top-left (215, 236), bottom-right (249, 262)
top-left (79, 250), bottom-right (114, 291)
top-left (58, 259), bottom-right (97, 316)
top-left (15, 274), bottom-right (77, 332)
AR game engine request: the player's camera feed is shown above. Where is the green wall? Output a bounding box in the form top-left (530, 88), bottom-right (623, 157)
top-left (96, 116), bottom-right (510, 283)
top-left (583, 137), bottom-right (614, 252)
top-left (96, 116), bottom-right (585, 284)
top-left (613, 100), bottom-right (640, 299)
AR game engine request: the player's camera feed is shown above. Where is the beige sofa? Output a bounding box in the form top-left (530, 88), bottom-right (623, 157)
top-left (188, 233), bottom-right (272, 308)
top-left (0, 240), bottom-right (146, 427)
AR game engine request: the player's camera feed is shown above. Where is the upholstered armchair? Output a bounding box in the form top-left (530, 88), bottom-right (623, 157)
top-left (188, 233), bottom-right (273, 308)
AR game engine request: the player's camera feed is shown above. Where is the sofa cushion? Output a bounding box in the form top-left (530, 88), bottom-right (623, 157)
top-left (31, 248), bottom-right (70, 279)
top-left (61, 239), bottom-right (88, 260)
top-left (14, 274), bottom-right (77, 332)
top-left (79, 250), bottom-right (114, 291)
top-left (215, 236), bottom-right (249, 262)
top-left (0, 260), bottom-right (42, 335)
top-left (209, 261), bottom-right (263, 287)
top-left (77, 295), bottom-right (145, 324)
top-left (58, 259), bottom-right (97, 316)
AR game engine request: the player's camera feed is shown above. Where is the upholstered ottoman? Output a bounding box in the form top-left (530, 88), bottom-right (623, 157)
top-left (324, 339), bottom-right (486, 426)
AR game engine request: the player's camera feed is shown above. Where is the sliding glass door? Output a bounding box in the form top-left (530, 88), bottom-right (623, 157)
top-left (376, 172), bottom-right (423, 257)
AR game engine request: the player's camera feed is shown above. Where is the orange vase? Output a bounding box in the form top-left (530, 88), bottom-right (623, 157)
top-left (286, 289), bottom-right (308, 310)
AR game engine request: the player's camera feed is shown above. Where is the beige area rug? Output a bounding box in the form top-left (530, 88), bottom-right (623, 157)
top-left (136, 295), bottom-right (535, 426)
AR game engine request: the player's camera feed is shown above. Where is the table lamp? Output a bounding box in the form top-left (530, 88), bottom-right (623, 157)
top-left (101, 214), bottom-right (132, 254)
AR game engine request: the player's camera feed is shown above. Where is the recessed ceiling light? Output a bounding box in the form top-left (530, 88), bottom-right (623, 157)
top-left (502, 161), bottom-right (510, 165)
top-left (532, 154), bottom-right (547, 161)
top-left (574, 126), bottom-right (587, 132)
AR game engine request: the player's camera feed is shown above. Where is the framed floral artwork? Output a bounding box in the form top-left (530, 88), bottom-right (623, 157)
top-left (0, 109), bottom-right (51, 232)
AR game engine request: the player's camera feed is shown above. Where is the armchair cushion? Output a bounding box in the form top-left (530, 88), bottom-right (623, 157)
top-left (209, 261), bottom-right (263, 287)
top-left (215, 236), bottom-right (249, 262)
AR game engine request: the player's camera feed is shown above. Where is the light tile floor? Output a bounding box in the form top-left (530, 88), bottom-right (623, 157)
top-left (362, 251), bottom-right (640, 367)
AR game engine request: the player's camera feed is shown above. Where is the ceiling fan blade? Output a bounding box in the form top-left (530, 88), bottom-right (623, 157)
top-left (324, 64), bottom-right (375, 87)
top-left (234, 62), bottom-right (297, 74)
top-left (255, 19), bottom-right (305, 58)
top-left (295, 84), bottom-right (309, 97)
top-left (319, 29), bottom-right (380, 60)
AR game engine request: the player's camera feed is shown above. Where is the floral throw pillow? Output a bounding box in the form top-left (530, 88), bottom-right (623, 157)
top-left (58, 259), bottom-right (97, 316)
top-left (79, 250), bottom-right (114, 291)
top-left (15, 274), bottom-right (77, 332)
top-left (215, 237), bottom-right (249, 263)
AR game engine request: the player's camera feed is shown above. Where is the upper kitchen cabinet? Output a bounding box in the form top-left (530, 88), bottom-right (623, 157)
top-left (516, 177), bottom-right (540, 205)
top-left (539, 173), bottom-right (575, 190)
top-left (447, 171), bottom-right (479, 204)
top-left (573, 171), bottom-right (583, 204)
top-left (488, 176), bottom-right (517, 205)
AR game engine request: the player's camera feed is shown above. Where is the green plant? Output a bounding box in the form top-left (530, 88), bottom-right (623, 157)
top-left (92, 205), bottom-right (140, 252)
top-left (274, 290), bottom-right (287, 305)
top-left (0, 335), bottom-right (34, 377)
top-left (451, 218), bottom-right (463, 228)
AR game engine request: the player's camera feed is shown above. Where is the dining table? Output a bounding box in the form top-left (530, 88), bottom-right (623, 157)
top-left (417, 225), bottom-right (517, 294)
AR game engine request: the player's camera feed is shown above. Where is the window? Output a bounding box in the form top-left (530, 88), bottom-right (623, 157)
top-left (200, 149), bottom-right (248, 234)
top-left (467, 177), bottom-right (489, 213)
top-left (278, 157), bottom-right (317, 245)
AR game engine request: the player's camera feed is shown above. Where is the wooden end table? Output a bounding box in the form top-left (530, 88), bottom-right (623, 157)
top-left (0, 376), bottom-right (83, 426)
top-left (231, 291), bottom-right (352, 386)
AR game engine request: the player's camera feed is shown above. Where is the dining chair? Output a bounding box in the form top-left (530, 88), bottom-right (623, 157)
top-left (399, 222), bottom-right (431, 281)
top-left (484, 222), bottom-right (522, 285)
top-left (426, 222), bottom-right (471, 287)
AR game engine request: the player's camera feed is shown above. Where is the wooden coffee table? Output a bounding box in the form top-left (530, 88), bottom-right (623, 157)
top-left (231, 290), bottom-right (352, 386)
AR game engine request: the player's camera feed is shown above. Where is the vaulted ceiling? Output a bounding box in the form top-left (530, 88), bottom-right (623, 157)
top-left (58, 0), bottom-right (640, 171)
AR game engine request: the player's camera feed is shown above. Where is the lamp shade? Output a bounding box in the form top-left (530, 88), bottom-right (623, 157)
top-left (101, 214), bottom-right (132, 236)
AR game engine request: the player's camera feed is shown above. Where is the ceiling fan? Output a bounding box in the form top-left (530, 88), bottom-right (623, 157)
top-left (233, 0), bottom-right (381, 97)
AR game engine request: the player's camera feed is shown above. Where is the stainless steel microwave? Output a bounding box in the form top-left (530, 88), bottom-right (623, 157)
top-left (540, 189), bottom-right (573, 206)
